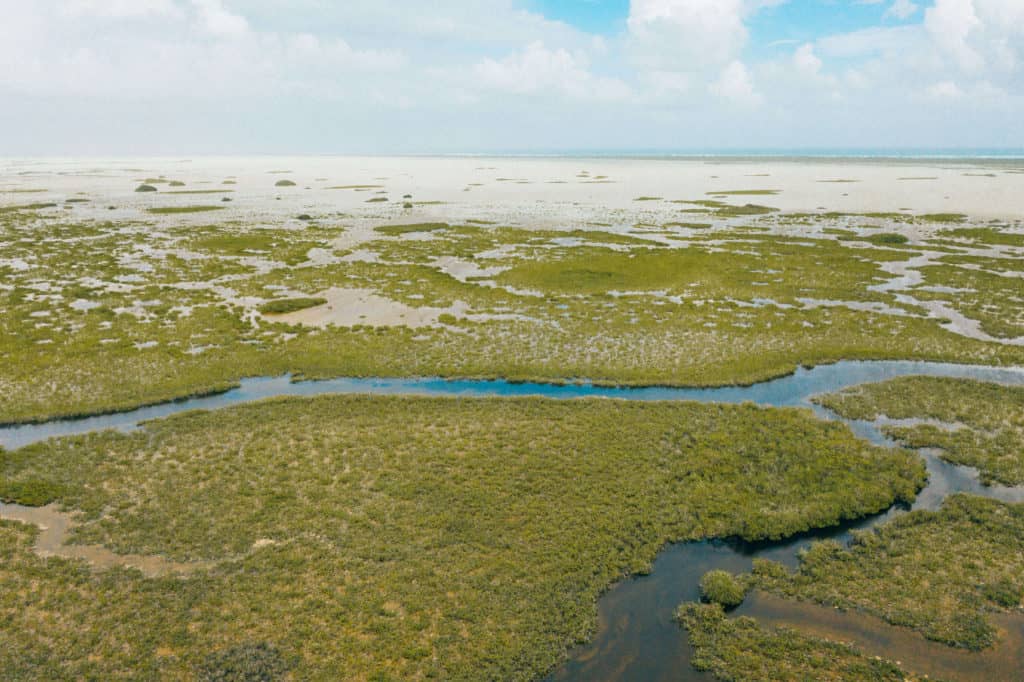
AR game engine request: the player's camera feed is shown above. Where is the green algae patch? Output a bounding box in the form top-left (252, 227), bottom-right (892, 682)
top-left (0, 395), bottom-right (925, 679)
top-left (147, 206), bottom-right (226, 215)
top-left (258, 297), bottom-right (327, 315)
top-left (816, 377), bottom-right (1024, 486)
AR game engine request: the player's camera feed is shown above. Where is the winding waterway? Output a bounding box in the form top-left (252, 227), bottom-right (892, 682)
top-left (3, 360), bottom-right (1024, 680)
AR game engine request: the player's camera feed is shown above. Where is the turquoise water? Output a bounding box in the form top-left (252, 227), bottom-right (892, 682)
top-left (3, 361), bottom-right (1024, 450)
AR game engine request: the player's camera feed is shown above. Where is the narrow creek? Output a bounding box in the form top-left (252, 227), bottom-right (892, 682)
top-left (2, 360), bottom-right (1024, 680)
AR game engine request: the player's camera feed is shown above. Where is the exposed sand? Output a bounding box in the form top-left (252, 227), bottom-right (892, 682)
top-left (3, 156), bottom-right (1023, 226)
top-left (0, 502), bottom-right (210, 577)
top-left (264, 287), bottom-right (468, 328)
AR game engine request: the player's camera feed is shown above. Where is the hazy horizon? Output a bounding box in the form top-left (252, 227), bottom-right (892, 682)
top-left (2, 1), bottom-right (1022, 156)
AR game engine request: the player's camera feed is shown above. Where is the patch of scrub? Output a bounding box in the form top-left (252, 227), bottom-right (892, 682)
top-left (744, 494), bottom-right (1024, 652)
top-left (815, 376), bottom-right (1024, 486)
top-left (258, 297), bottom-right (328, 315)
top-left (147, 206), bottom-right (225, 215)
top-left (679, 600), bottom-right (933, 682)
top-left (0, 503), bottom-right (209, 577)
top-left (705, 189), bottom-right (781, 196)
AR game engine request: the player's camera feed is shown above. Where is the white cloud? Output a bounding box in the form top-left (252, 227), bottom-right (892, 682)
top-left (474, 42), bottom-right (631, 101)
top-left (793, 44), bottom-right (822, 76)
top-left (0, 0), bottom-right (1021, 153)
top-left (63, 0), bottom-right (180, 19)
top-left (928, 80), bottom-right (963, 97)
top-left (628, 0), bottom-right (751, 69)
top-left (711, 60), bottom-right (760, 104)
top-left (192, 0), bottom-right (249, 37)
top-left (925, 0), bottom-right (982, 71)
top-left (885, 0), bottom-right (919, 20)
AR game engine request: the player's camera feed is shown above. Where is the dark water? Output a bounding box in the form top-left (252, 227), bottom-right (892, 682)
top-left (3, 360), bottom-right (1024, 681)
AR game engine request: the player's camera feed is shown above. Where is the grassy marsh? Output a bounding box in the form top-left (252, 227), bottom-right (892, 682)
top-left (744, 494), bottom-right (1024, 651)
top-left (815, 377), bottom-right (1024, 486)
top-left (1, 204), bottom-right (1022, 425)
top-left (0, 395), bottom-right (925, 679)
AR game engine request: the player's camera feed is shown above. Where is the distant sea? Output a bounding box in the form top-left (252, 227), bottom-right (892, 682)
top-left (441, 149), bottom-right (1024, 160)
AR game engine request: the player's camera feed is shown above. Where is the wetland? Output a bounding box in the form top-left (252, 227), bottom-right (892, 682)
top-left (2, 156), bottom-right (1024, 681)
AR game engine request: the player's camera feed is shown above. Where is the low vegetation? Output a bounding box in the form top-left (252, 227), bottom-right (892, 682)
top-left (678, 603), bottom-right (923, 682)
top-left (1, 198), bottom-right (1022, 426)
top-left (257, 297), bottom-right (327, 315)
top-left (700, 570), bottom-right (748, 608)
top-left (147, 206), bottom-right (225, 215)
top-left (745, 494), bottom-right (1024, 651)
top-left (816, 377), bottom-right (1024, 486)
top-left (0, 395), bottom-right (925, 679)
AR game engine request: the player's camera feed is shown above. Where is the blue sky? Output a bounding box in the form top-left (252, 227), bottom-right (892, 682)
top-left (529, 0), bottom-right (632, 34)
top-left (0, 1), bottom-right (1021, 154)
top-left (530, 0), bottom-right (921, 56)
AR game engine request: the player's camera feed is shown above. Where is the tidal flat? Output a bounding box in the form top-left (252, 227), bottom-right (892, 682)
top-left (1, 156), bottom-right (1023, 680)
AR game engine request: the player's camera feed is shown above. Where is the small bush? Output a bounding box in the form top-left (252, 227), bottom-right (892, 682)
top-left (258, 298), bottom-right (327, 315)
top-left (872, 233), bottom-right (909, 245)
top-left (196, 642), bottom-right (291, 682)
top-left (981, 578), bottom-right (1023, 607)
top-left (700, 570), bottom-right (747, 608)
top-left (0, 477), bottom-right (64, 506)
top-left (135, 184), bottom-right (158, 193)
top-left (274, 180), bottom-right (296, 187)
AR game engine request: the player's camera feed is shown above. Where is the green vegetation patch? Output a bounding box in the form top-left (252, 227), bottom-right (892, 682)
top-left (815, 377), bottom-right (1024, 486)
top-left (0, 202), bottom-right (58, 214)
top-left (936, 227), bottom-right (1024, 248)
top-left (700, 570), bottom-right (748, 608)
top-left (705, 190), bottom-right (780, 196)
top-left (747, 494), bottom-right (1024, 651)
top-left (678, 603), bottom-right (921, 682)
top-left (375, 222), bottom-right (450, 236)
top-left (920, 213), bottom-right (967, 224)
top-left (0, 395), bottom-right (925, 679)
top-left (915, 260), bottom-right (1024, 339)
top-left (147, 206), bottom-right (226, 215)
top-left (257, 297), bottom-right (327, 315)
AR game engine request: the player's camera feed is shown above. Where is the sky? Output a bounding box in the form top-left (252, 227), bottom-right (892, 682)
top-left (0, 0), bottom-right (1022, 155)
